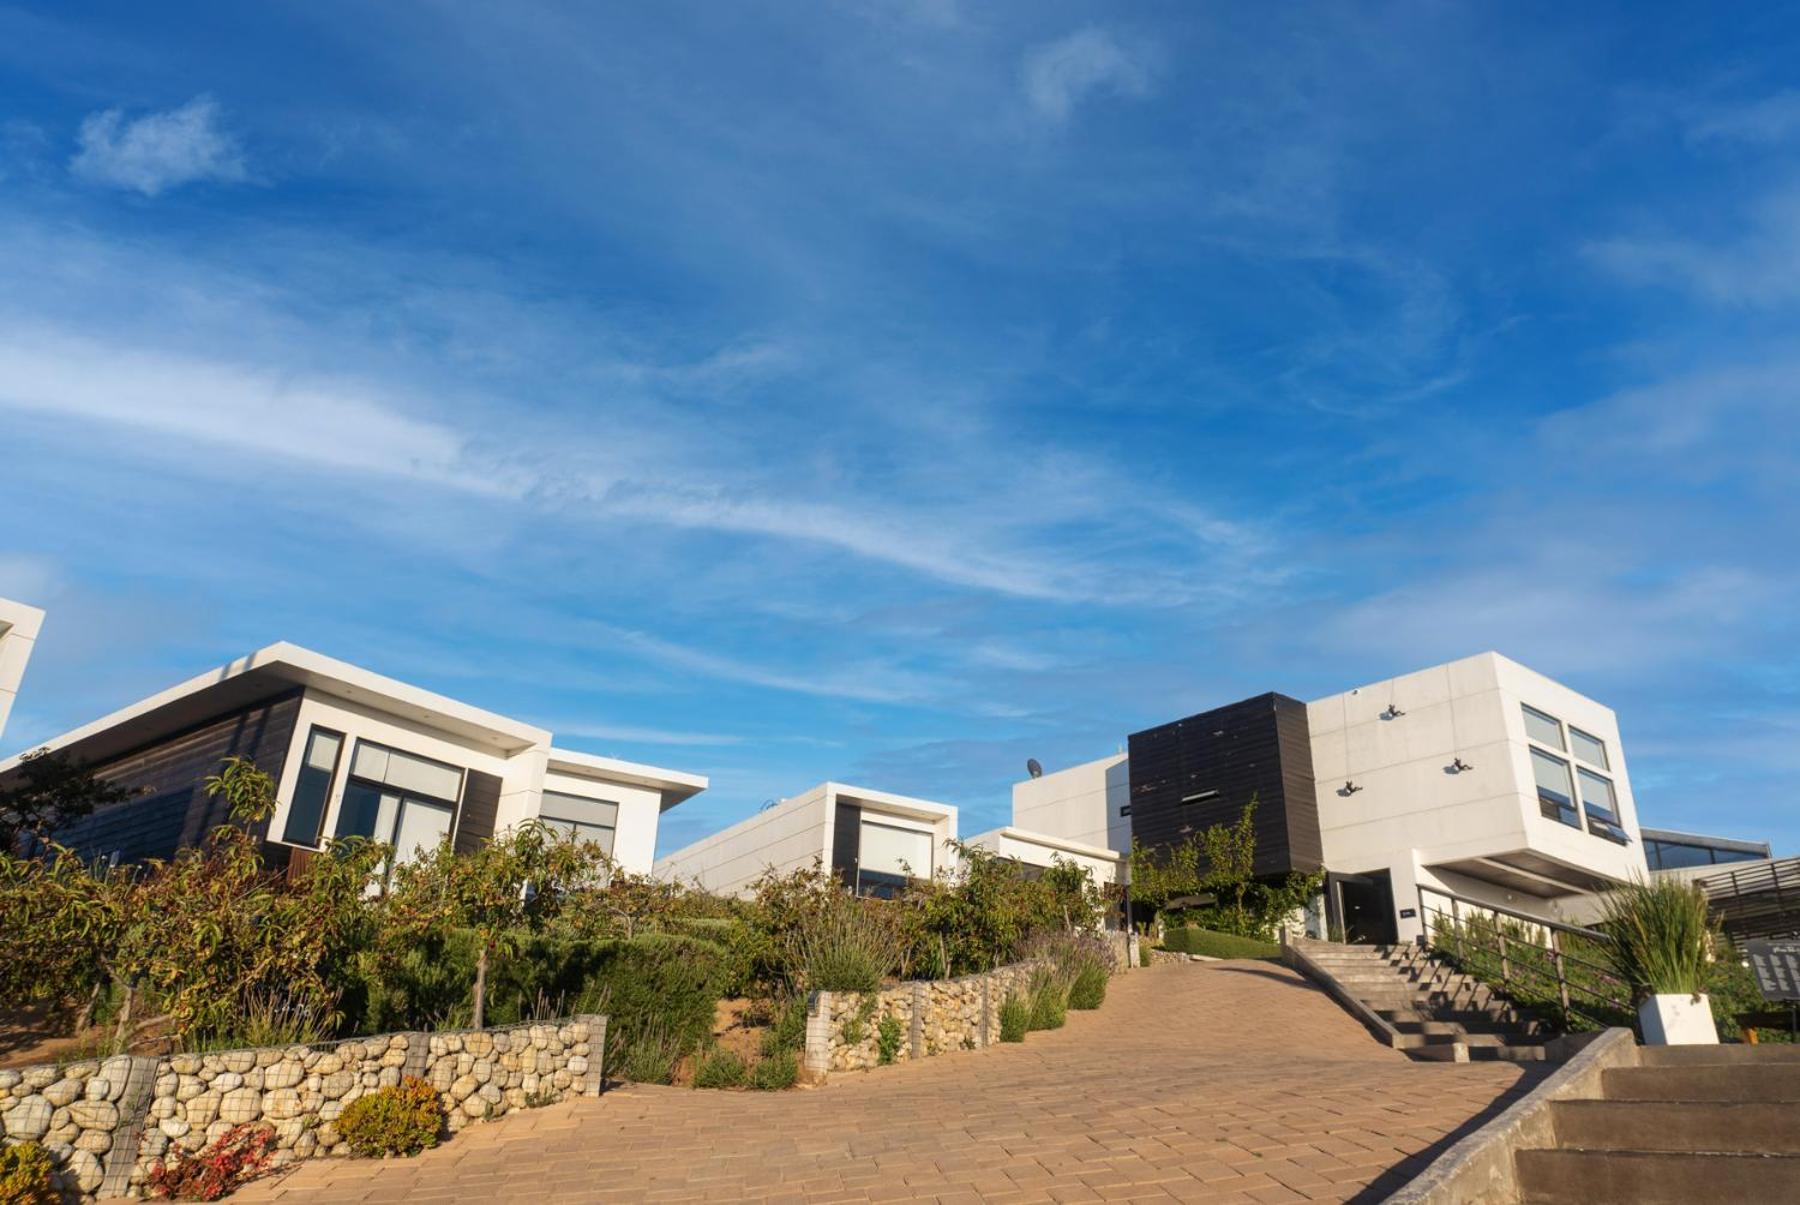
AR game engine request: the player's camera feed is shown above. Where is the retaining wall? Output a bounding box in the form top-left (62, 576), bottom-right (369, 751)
top-left (0, 1013), bottom-right (604, 1199)
top-left (804, 961), bottom-right (1046, 1076)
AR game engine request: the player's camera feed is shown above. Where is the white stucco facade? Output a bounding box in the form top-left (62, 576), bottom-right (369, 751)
top-left (654, 781), bottom-right (958, 898)
top-left (962, 826), bottom-right (1124, 886)
top-left (1009, 753), bottom-right (1130, 855)
top-left (0, 597), bottom-right (45, 745)
top-left (4, 642), bottom-right (705, 876)
top-left (1308, 652), bottom-right (1649, 941)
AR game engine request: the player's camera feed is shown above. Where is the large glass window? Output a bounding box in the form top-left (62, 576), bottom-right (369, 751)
top-left (855, 819), bottom-right (933, 898)
top-left (1646, 839), bottom-right (1715, 871)
top-left (1577, 769), bottom-right (1627, 843)
top-left (334, 740), bottom-right (463, 865)
top-left (1522, 704), bottom-right (1565, 750)
top-left (1645, 838), bottom-right (1767, 871)
top-left (1570, 727), bottom-right (1609, 770)
top-left (1531, 748), bottom-right (1579, 828)
top-left (538, 789), bottom-right (619, 856)
top-left (281, 727), bottom-right (343, 848)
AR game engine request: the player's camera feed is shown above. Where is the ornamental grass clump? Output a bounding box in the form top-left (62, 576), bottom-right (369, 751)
top-left (749, 1051), bottom-right (799, 1090)
top-left (144, 1123), bottom-right (278, 1200)
top-left (788, 891), bottom-right (904, 994)
top-left (336, 1077), bottom-right (444, 1158)
top-left (1600, 878), bottom-right (1715, 998)
top-left (998, 993), bottom-right (1030, 1042)
top-left (1026, 968), bottom-right (1069, 1031)
top-left (692, 1048), bottom-right (749, 1089)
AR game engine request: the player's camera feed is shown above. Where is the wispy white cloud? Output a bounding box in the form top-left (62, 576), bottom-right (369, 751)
top-left (0, 329), bottom-right (503, 492)
top-left (1683, 90), bottom-right (1800, 146)
top-left (1020, 28), bottom-right (1151, 122)
top-left (1585, 183), bottom-right (1800, 305)
top-left (70, 95), bottom-right (246, 196)
top-left (543, 720), bottom-right (744, 747)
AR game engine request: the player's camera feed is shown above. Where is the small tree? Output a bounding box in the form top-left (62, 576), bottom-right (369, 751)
top-left (1199, 803), bottom-right (1258, 935)
top-left (386, 822), bottom-right (604, 1028)
top-left (1127, 799), bottom-right (1260, 935)
top-left (0, 748), bottom-right (135, 851)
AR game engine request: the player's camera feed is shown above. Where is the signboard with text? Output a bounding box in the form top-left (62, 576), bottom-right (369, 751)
top-left (1744, 939), bottom-right (1800, 1002)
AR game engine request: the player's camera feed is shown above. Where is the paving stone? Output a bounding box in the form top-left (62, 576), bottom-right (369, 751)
top-left (229, 962), bottom-right (1537, 1203)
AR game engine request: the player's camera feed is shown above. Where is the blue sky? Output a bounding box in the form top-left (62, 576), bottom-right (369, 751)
top-left (1, 2), bottom-right (1797, 855)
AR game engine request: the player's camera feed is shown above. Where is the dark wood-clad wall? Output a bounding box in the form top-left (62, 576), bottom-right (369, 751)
top-left (830, 800), bottom-right (861, 890)
top-left (1126, 692), bottom-right (1323, 877)
top-left (54, 690), bottom-right (303, 865)
top-left (454, 770), bottom-right (502, 855)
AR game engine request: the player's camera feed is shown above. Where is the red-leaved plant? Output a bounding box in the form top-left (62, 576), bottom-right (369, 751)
top-left (145, 1122), bottom-right (278, 1201)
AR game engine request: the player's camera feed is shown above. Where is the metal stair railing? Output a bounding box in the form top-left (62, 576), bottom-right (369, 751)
top-left (1416, 884), bottom-right (1632, 1031)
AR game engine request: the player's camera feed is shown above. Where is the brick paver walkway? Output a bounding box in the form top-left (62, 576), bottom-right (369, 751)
top-left (230, 961), bottom-right (1541, 1203)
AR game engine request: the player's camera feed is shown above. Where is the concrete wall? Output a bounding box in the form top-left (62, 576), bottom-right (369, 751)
top-left (1010, 754), bottom-right (1129, 854)
top-left (657, 782), bottom-right (959, 898)
top-left (262, 692), bottom-right (690, 876)
top-left (1309, 652), bottom-right (1648, 941)
top-left (266, 690), bottom-right (540, 857)
top-left (0, 596), bottom-right (44, 745)
top-left (655, 785), bottom-right (832, 896)
top-left (963, 827), bottom-right (1123, 886)
top-left (539, 765), bottom-right (665, 876)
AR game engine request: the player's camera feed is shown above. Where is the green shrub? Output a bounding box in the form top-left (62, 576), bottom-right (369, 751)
top-left (1138, 941), bottom-right (1151, 967)
top-left (998, 993), bottom-right (1029, 1042)
top-left (1161, 927), bottom-right (1279, 960)
top-left (1601, 879), bottom-right (1714, 997)
top-left (876, 1014), bottom-right (904, 1064)
top-left (1068, 964), bottom-right (1107, 1010)
top-left (577, 932), bottom-right (732, 1076)
top-left (692, 1048), bottom-right (749, 1089)
top-left (0, 1141), bottom-right (59, 1205)
top-left (1026, 970), bottom-right (1068, 1031)
top-left (748, 1051), bottom-right (798, 1090)
top-left (336, 1077), bottom-right (444, 1158)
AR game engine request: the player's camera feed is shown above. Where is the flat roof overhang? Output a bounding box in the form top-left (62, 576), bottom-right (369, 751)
top-left (1, 642), bottom-right (551, 774)
top-left (546, 747), bottom-right (708, 810)
top-left (1430, 849), bottom-right (1629, 899)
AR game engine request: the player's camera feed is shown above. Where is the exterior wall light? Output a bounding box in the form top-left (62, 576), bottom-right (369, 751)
top-left (1450, 757), bottom-right (1474, 773)
top-left (1342, 780), bottom-right (1362, 795)
top-left (1382, 704), bottom-right (1405, 719)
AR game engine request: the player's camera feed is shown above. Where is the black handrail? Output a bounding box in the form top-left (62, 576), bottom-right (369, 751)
top-left (1416, 884), bottom-right (1631, 1029)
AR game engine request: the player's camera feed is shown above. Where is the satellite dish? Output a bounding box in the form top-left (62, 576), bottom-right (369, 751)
top-left (1026, 758), bottom-right (1043, 779)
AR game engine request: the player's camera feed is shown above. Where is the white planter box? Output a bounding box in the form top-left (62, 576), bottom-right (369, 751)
top-left (1638, 992), bottom-right (1719, 1045)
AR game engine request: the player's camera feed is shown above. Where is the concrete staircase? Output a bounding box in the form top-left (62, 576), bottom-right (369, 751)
top-left (1515, 1045), bottom-right (1800, 1204)
top-left (1290, 939), bottom-right (1549, 1062)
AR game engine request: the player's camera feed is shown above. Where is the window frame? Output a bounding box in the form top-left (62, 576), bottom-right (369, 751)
top-left (537, 788), bottom-right (621, 858)
top-left (1576, 767), bottom-right (1628, 844)
top-left (281, 725), bottom-right (346, 850)
top-left (1521, 704), bottom-right (1566, 751)
top-left (1569, 726), bottom-right (1610, 771)
top-left (1530, 747), bottom-right (1581, 829)
top-left (853, 817), bottom-right (934, 898)
top-left (332, 738), bottom-right (466, 858)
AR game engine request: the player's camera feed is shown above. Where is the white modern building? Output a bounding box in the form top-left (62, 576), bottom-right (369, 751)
top-left (0, 597), bottom-right (45, 744)
top-left (1019, 651), bottom-right (1657, 946)
top-left (960, 826), bottom-right (1124, 886)
top-left (0, 641), bottom-right (706, 876)
top-left (654, 781), bottom-right (957, 898)
top-left (1007, 753), bottom-right (1131, 856)
top-left (1308, 652), bottom-right (1647, 943)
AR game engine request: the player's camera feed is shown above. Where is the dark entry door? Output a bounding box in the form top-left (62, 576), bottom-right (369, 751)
top-left (1336, 870), bottom-right (1398, 945)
